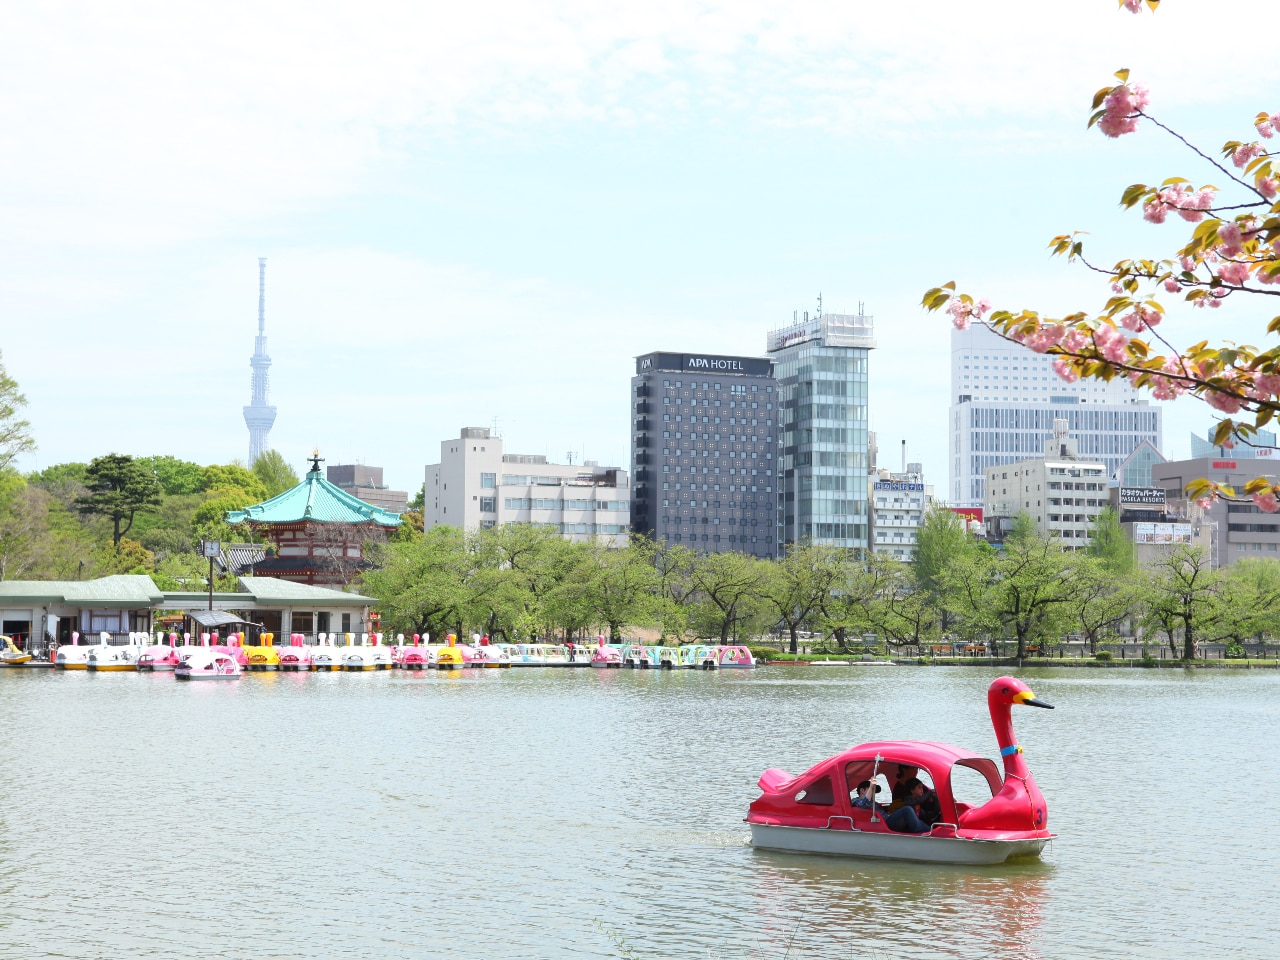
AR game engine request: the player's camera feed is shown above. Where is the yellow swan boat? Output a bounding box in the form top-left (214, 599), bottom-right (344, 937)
top-left (0, 635), bottom-right (32, 666)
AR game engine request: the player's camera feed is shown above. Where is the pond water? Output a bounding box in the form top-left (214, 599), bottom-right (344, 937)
top-left (1, 665), bottom-right (1273, 959)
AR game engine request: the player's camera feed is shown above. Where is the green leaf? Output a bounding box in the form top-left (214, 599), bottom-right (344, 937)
top-left (1114, 68), bottom-right (1130, 83)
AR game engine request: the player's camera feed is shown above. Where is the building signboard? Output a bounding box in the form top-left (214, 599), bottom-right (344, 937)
top-left (634, 352), bottom-right (772, 377)
top-left (1212, 460), bottom-right (1238, 470)
top-left (950, 506), bottom-right (983, 522)
top-left (874, 481), bottom-right (924, 492)
top-left (1119, 487), bottom-right (1166, 506)
top-left (1133, 523), bottom-right (1193, 545)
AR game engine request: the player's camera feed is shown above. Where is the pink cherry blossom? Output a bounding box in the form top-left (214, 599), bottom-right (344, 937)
top-left (1098, 84), bottom-right (1148, 138)
top-left (975, 299), bottom-right (991, 317)
top-left (1258, 177), bottom-right (1279, 199)
top-left (946, 299), bottom-right (972, 330)
top-left (1232, 142), bottom-right (1264, 169)
top-left (1122, 0), bottom-right (1142, 11)
top-left (1253, 492), bottom-right (1280, 513)
top-left (1205, 389), bottom-right (1243, 414)
top-left (1253, 373), bottom-right (1280, 397)
top-left (1218, 221), bottom-right (1244, 257)
top-left (1143, 198), bottom-right (1168, 224)
top-left (1024, 325), bottom-right (1065, 353)
top-left (1053, 357), bottom-right (1079, 382)
top-left (1195, 496), bottom-right (1215, 511)
top-left (1163, 278), bottom-right (1181, 293)
top-left (1061, 329), bottom-right (1090, 353)
top-left (1272, 112), bottom-right (1280, 127)
top-left (1093, 324), bottom-right (1129, 363)
top-left (1180, 256), bottom-right (1197, 271)
top-left (1259, 120), bottom-right (1276, 139)
top-left (1219, 261), bottom-right (1251, 285)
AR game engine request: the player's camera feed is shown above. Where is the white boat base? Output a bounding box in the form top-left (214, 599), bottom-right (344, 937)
top-left (748, 823), bottom-right (1049, 865)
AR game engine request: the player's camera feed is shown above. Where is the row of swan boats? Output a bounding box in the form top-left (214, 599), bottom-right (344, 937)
top-left (3, 633), bottom-right (756, 676)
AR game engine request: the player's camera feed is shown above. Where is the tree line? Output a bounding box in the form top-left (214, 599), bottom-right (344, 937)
top-left (360, 508), bottom-right (1280, 661)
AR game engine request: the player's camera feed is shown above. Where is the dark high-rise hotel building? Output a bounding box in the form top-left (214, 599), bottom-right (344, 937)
top-left (630, 352), bottom-right (780, 558)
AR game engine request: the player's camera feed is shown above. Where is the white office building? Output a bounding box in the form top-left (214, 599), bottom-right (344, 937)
top-left (949, 324), bottom-right (1161, 507)
top-left (424, 428), bottom-right (631, 546)
top-left (869, 465), bottom-right (932, 560)
top-left (982, 421), bottom-right (1108, 546)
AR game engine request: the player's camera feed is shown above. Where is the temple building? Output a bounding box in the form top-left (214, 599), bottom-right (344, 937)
top-left (226, 455), bottom-right (402, 587)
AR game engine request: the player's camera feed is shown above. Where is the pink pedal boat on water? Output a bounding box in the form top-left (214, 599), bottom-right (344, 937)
top-left (278, 634), bottom-right (312, 671)
top-left (746, 676), bottom-right (1056, 865)
top-left (174, 649), bottom-right (242, 681)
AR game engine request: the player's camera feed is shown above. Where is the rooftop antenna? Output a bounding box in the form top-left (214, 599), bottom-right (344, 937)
top-left (901, 439), bottom-right (907, 475)
top-left (817, 292), bottom-right (823, 318)
top-left (859, 300), bottom-right (866, 316)
top-left (566, 450), bottom-right (575, 465)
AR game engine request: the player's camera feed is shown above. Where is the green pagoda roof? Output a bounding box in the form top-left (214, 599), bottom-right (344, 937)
top-left (226, 461), bottom-right (402, 528)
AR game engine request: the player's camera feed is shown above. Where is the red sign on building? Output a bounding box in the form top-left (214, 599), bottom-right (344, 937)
top-left (1212, 460), bottom-right (1237, 469)
top-left (951, 506), bottom-right (984, 523)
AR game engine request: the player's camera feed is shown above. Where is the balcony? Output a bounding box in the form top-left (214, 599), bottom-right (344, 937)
top-left (634, 435), bottom-right (651, 449)
top-left (635, 401), bottom-right (652, 415)
top-left (636, 384), bottom-right (651, 398)
top-left (635, 418), bottom-right (652, 432)
top-left (634, 453), bottom-right (652, 466)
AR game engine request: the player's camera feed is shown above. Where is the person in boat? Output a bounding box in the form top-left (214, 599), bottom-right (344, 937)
top-left (889, 765), bottom-right (919, 811)
top-left (885, 778), bottom-right (940, 834)
top-left (852, 780), bottom-right (887, 812)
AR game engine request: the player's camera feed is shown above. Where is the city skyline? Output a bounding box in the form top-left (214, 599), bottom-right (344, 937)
top-left (3, 2), bottom-right (1259, 494)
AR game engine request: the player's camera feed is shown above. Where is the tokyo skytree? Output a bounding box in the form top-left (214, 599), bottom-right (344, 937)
top-left (243, 258), bottom-right (277, 464)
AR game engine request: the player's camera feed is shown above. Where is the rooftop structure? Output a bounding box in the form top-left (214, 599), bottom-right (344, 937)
top-left (243, 257), bottom-right (278, 465)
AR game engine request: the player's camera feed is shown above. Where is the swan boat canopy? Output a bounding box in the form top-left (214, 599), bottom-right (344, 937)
top-left (746, 676), bottom-right (1055, 865)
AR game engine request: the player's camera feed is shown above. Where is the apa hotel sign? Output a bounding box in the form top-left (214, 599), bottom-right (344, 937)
top-left (634, 352), bottom-right (772, 377)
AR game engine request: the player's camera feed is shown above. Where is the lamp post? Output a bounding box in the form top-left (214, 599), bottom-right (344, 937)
top-left (200, 540), bottom-right (221, 611)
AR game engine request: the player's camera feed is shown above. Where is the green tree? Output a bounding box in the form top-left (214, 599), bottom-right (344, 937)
top-left (911, 506), bottom-right (973, 595)
top-left (251, 449), bottom-right (301, 498)
top-left (361, 526), bottom-right (471, 638)
top-left (646, 540), bottom-right (697, 641)
top-left (943, 534), bottom-right (1080, 658)
top-left (1206, 558), bottom-right (1280, 646)
top-left (572, 539), bottom-right (659, 642)
top-left (0, 351), bottom-right (36, 471)
top-left (1143, 546), bottom-right (1224, 661)
top-left (0, 472), bottom-right (55, 580)
top-left (689, 550), bottom-right (764, 643)
top-left (137, 455), bottom-right (205, 496)
top-left (200, 464), bottom-right (268, 502)
top-left (75, 454), bottom-right (163, 548)
top-left (1088, 507), bottom-right (1135, 575)
top-left (1070, 556), bottom-right (1143, 652)
top-left (760, 543), bottom-right (842, 654)
top-left (862, 554), bottom-right (944, 651)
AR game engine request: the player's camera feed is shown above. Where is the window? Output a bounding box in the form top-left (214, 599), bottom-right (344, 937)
top-left (479, 497), bottom-right (496, 513)
top-left (480, 472), bottom-right (496, 488)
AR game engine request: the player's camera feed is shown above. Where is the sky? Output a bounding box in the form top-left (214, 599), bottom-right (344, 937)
top-left (2, 0), bottom-right (1270, 497)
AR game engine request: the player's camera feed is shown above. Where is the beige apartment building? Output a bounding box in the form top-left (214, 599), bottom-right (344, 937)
top-left (982, 420), bottom-right (1107, 547)
top-left (424, 427), bottom-right (630, 546)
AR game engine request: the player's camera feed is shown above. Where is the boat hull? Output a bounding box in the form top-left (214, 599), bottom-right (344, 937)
top-left (748, 823), bottom-right (1049, 865)
top-left (175, 672), bottom-right (241, 681)
top-left (86, 663), bottom-right (138, 672)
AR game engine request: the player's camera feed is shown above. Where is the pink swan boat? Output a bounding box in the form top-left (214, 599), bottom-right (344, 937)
top-left (590, 638), bottom-right (623, 668)
top-left (175, 648), bottom-right (242, 681)
top-left (746, 676), bottom-right (1056, 865)
top-left (278, 634), bottom-right (312, 671)
top-left (138, 635), bottom-right (182, 671)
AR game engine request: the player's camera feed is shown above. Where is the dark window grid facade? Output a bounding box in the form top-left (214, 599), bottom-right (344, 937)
top-left (631, 366), bottom-right (780, 558)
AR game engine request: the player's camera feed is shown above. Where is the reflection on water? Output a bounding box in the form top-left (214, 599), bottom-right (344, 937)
top-left (1, 665), bottom-right (1275, 959)
top-left (746, 850), bottom-right (1050, 959)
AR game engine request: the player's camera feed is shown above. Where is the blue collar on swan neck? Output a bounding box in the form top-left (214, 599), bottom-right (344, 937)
top-left (1000, 744), bottom-right (1023, 757)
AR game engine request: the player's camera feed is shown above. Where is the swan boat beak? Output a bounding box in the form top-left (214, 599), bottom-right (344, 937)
top-left (1015, 691), bottom-right (1055, 709)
